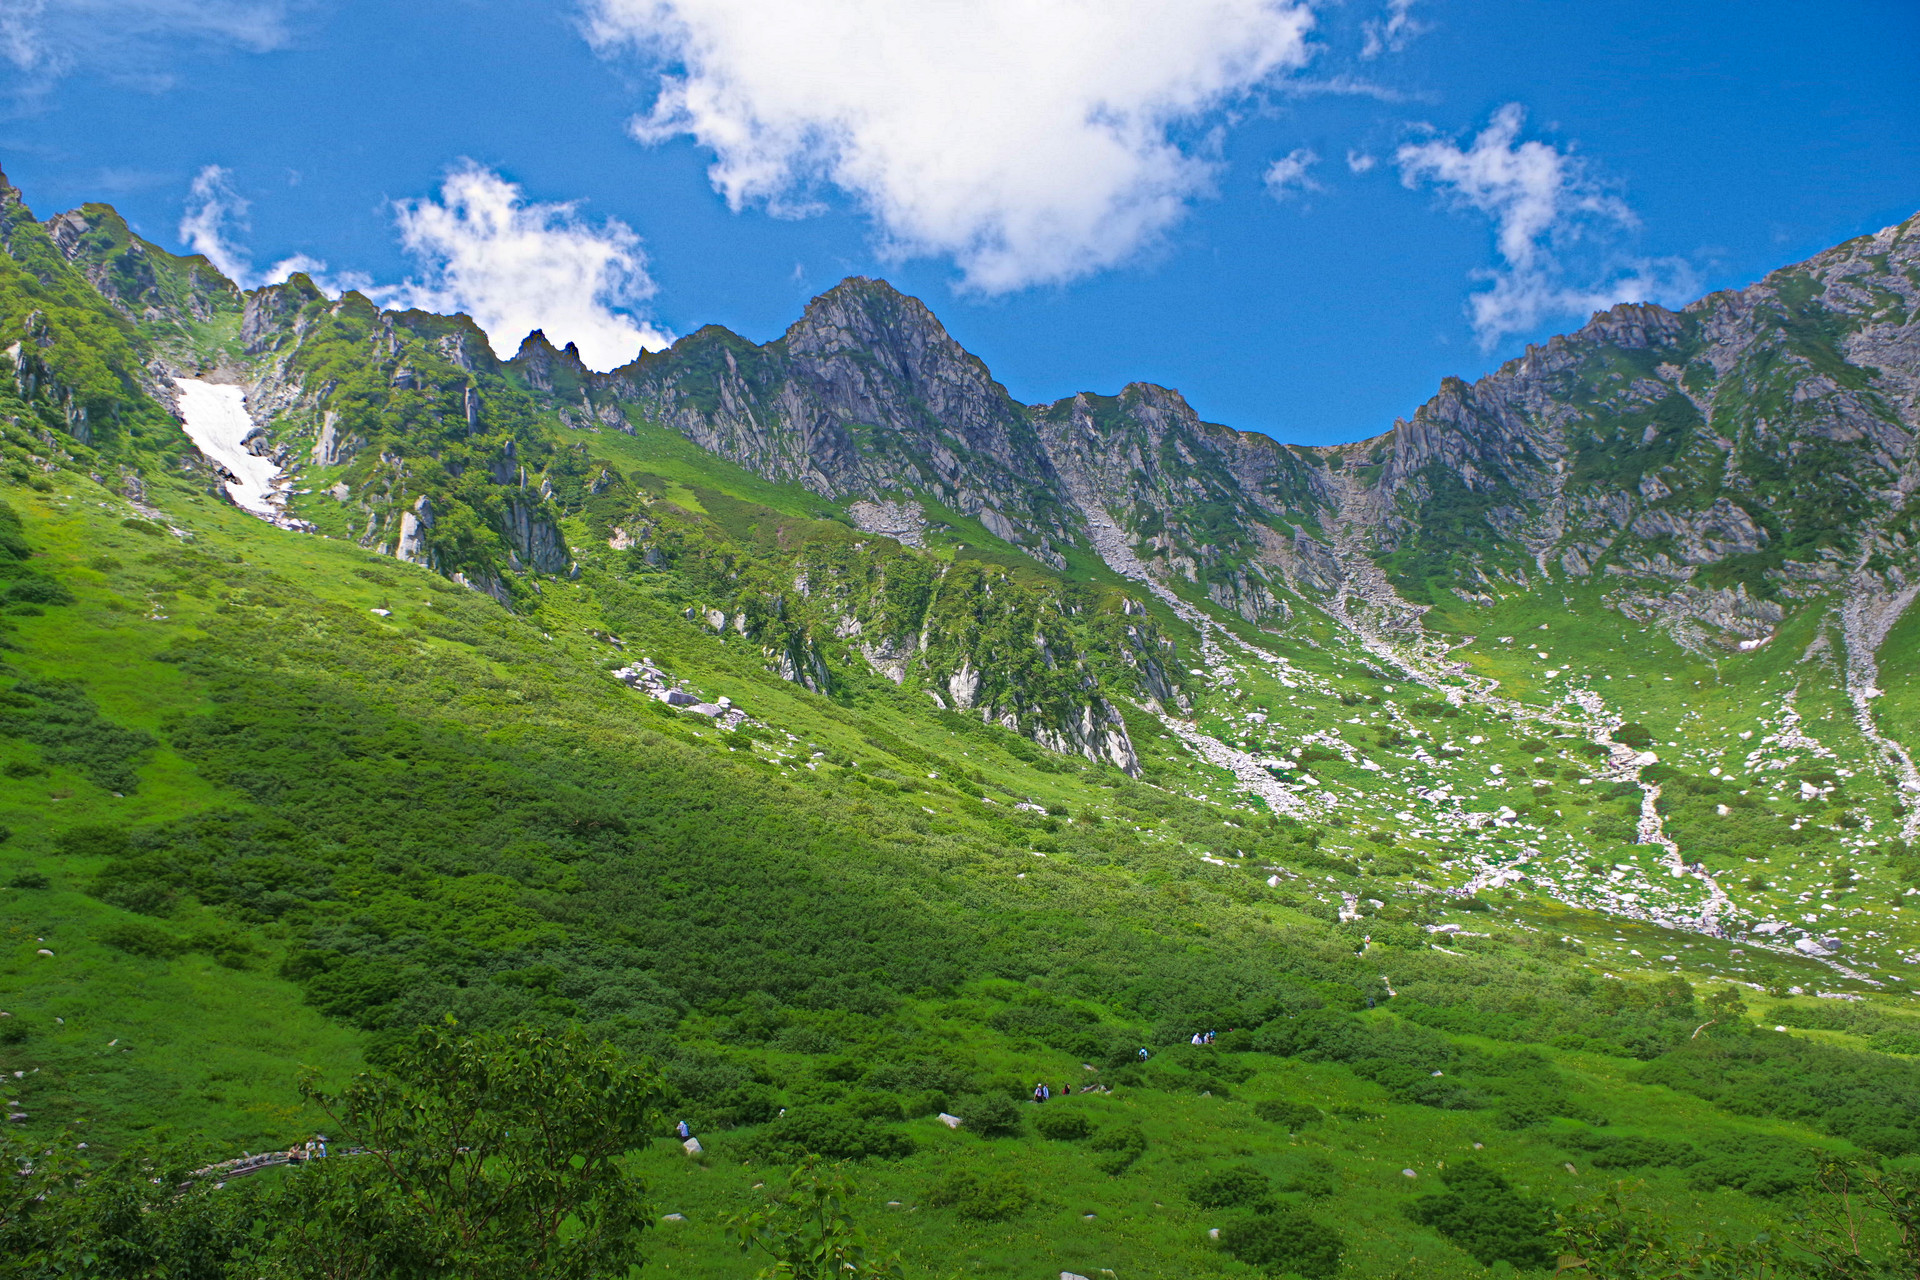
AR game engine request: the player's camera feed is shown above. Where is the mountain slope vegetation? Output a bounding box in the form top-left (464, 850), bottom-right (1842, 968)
top-left (4, 162), bottom-right (1920, 1277)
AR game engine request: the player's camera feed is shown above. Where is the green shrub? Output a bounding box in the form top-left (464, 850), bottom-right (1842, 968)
top-left (187, 925), bottom-right (261, 970)
top-left (1405, 1160), bottom-right (1553, 1270)
top-left (1587, 813), bottom-right (1639, 843)
top-left (0, 681), bottom-right (155, 793)
top-left (1869, 1029), bottom-right (1920, 1056)
top-left (1032, 1109), bottom-right (1092, 1141)
top-left (1686, 1137), bottom-right (1813, 1197)
top-left (844, 1090), bottom-right (905, 1122)
top-left (1089, 1126), bottom-right (1145, 1175)
top-left (1218, 1206), bottom-right (1345, 1278)
top-left (928, 1165), bottom-right (1031, 1221)
top-left (1188, 1164), bottom-right (1271, 1209)
top-left (1253, 1098), bottom-right (1321, 1131)
top-left (6, 575), bottom-right (73, 606)
top-left (5, 868), bottom-right (47, 888)
top-left (953, 1092), bottom-right (1023, 1138)
top-left (100, 918), bottom-right (187, 958)
top-left (1588, 1135), bottom-right (1696, 1168)
top-left (1612, 723), bottom-right (1654, 749)
top-left (1282, 1154), bottom-right (1341, 1198)
top-left (743, 1107), bottom-right (915, 1163)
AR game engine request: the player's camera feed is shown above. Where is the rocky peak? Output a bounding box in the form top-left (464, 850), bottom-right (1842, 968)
top-left (241, 276), bottom-right (325, 352)
top-left (1573, 301), bottom-right (1690, 351)
top-left (509, 329), bottom-right (590, 393)
top-left (783, 277), bottom-right (977, 375)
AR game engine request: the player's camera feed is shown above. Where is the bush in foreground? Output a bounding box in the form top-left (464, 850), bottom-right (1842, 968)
top-left (1218, 1206), bottom-right (1344, 1278)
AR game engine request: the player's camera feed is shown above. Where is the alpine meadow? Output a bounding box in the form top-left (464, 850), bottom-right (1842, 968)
top-left (8, 158), bottom-right (1920, 1280)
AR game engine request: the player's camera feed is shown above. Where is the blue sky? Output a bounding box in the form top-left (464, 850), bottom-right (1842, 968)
top-left (2, 0), bottom-right (1916, 446)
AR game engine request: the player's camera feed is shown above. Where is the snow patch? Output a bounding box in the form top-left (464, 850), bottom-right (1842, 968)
top-left (174, 379), bottom-right (284, 518)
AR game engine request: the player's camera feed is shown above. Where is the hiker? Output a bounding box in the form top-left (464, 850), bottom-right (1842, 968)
top-left (1033, 1083), bottom-right (1049, 1103)
top-left (1138, 1047), bottom-right (1149, 1060)
top-left (675, 1120), bottom-right (692, 1139)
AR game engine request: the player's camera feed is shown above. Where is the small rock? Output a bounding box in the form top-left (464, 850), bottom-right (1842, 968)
top-left (1402, 1169), bottom-right (1418, 1178)
top-left (1564, 1163), bottom-right (1577, 1175)
top-left (661, 1213), bottom-right (685, 1222)
top-left (35, 949), bottom-right (52, 958)
top-left (370, 608), bottom-right (391, 617)
top-left (1207, 1228), bottom-right (1220, 1239)
top-left (938, 1113), bottom-right (963, 1129)
top-left (682, 1137), bottom-right (702, 1155)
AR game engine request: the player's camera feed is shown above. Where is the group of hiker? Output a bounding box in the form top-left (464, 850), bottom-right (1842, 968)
top-left (1031, 1080), bottom-right (1114, 1102)
top-left (191, 1137), bottom-right (331, 1184)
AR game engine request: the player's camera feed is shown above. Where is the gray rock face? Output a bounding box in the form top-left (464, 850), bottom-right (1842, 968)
top-left (1350, 213), bottom-right (1920, 627)
top-left (498, 495), bottom-right (570, 575)
top-left (847, 498), bottom-right (928, 547)
top-left (599, 280), bottom-right (1068, 545)
top-left (394, 495), bottom-right (435, 567)
top-left (583, 215), bottom-right (1911, 643)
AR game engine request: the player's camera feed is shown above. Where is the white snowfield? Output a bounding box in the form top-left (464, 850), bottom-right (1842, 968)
top-left (174, 378), bottom-right (283, 518)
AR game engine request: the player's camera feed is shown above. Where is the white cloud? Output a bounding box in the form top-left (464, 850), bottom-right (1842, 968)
top-left (585, 0), bottom-right (1317, 293)
top-left (1, 0), bottom-right (292, 87)
top-left (1360, 0), bottom-right (1426, 60)
top-left (374, 164), bottom-right (672, 369)
top-left (1346, 149), bottom-right (1377, 174)
top-left (1395, 104), bottom-right (1697, 349)
top-left (1264, 148), bottom-right (1322, 201)
top-left (179, 165), bottom-right (341, 290)
top-left (180, 163), bottom-right (671, 371)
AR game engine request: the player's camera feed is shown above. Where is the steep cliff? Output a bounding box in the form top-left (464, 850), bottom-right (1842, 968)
top-left (1343, 215), bottom-right (1919, 644)
top-left (563, 219), bottom-right (1919, 648)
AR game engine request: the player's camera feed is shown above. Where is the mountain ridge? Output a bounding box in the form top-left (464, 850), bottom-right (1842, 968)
top-left (10, 163), bottom-right (1920, 716)
top-left (14, 160), bottom-right (1920, 1276)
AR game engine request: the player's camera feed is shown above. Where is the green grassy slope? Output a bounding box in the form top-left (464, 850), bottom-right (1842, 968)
top-left (5, 446), bottom-right (1920, 1275)
top-left (4, 175), bottom-right (1920, 1274)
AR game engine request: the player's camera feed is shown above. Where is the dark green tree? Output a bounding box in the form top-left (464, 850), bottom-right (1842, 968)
top-left (0, 1134), bottom-right (251, 1280)
top-left (256, 1024), bottom-right (663, 1280)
